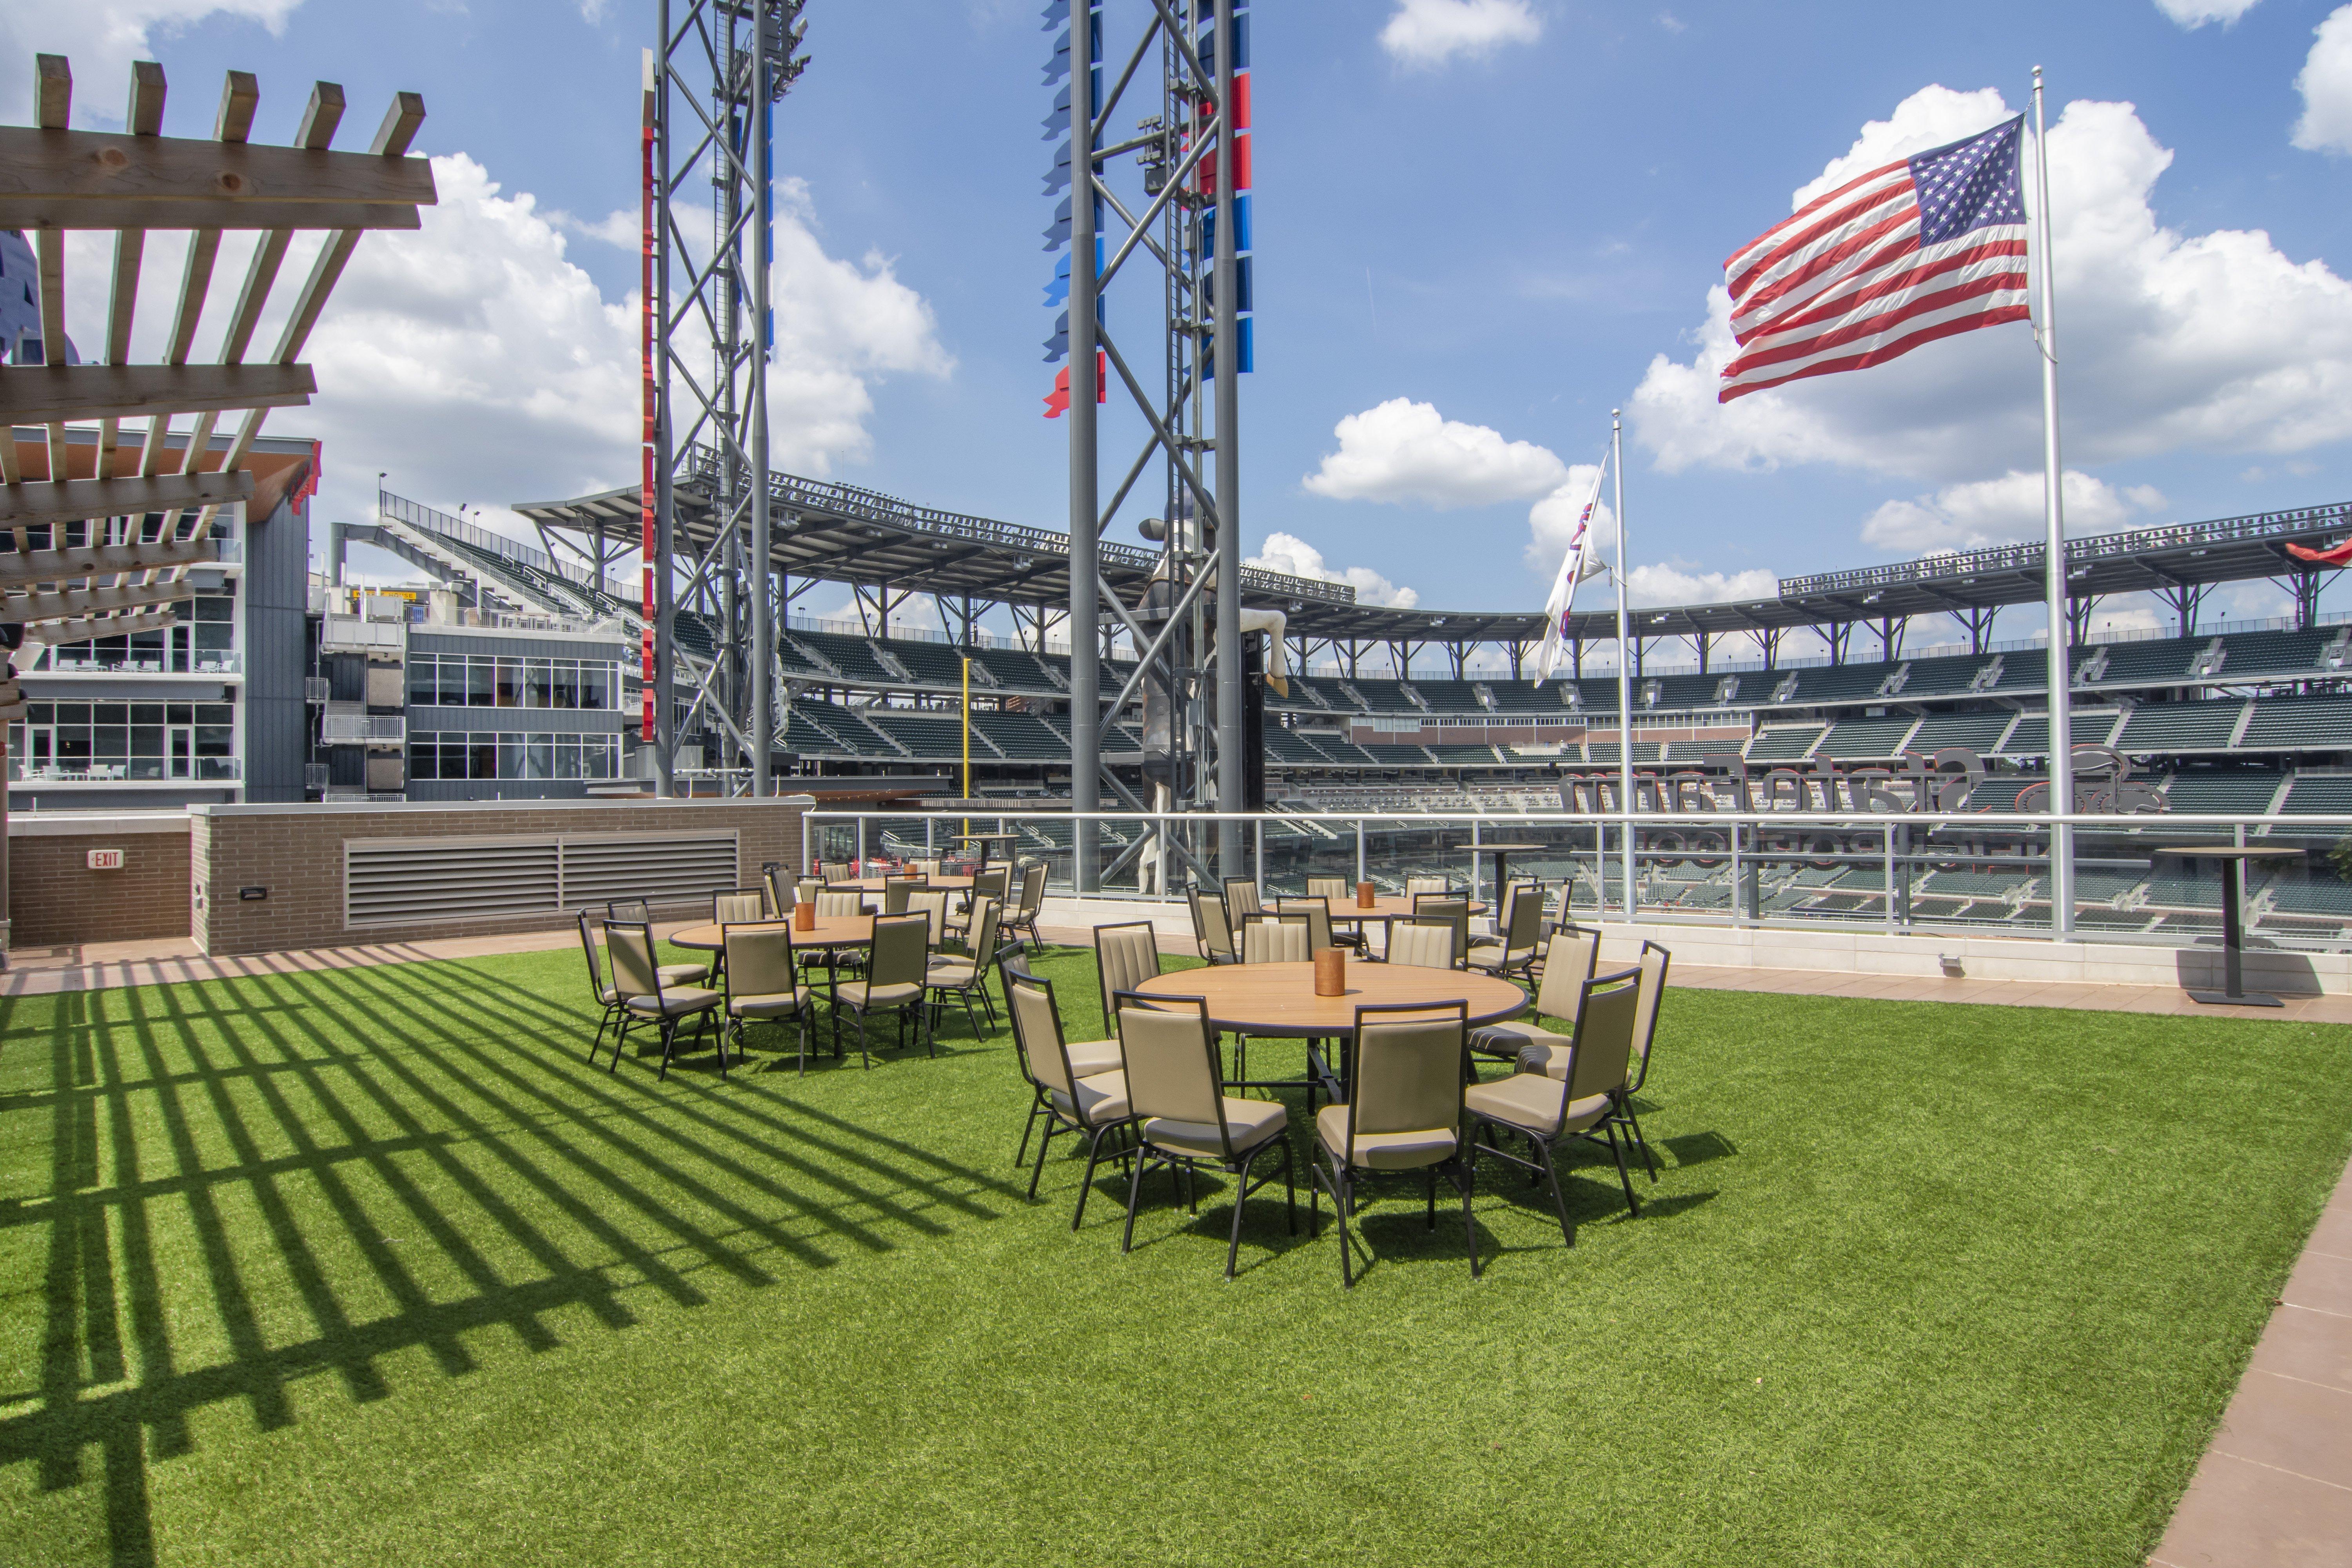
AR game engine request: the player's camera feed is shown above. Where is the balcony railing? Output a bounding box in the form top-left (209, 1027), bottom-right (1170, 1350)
top-left (321, 714), bottom-right (407, 744)
top-left (10, 758), bottom-right (241, 783)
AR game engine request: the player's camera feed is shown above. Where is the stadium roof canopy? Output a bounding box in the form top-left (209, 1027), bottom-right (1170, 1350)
top-left (515, 453), bottom-right (2352, 645)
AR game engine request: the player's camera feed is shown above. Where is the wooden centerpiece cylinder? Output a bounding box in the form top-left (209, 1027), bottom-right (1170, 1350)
top-left (1314, 947), bottom-right (1346, 997)
top-left (1356, 880), bottom-right (1376, 907)
top-left (793, 901), bottom-right (815, 932)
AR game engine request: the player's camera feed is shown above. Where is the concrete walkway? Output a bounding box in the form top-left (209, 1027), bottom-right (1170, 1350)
top-left (2, 921), bottom-right (2345, 1564)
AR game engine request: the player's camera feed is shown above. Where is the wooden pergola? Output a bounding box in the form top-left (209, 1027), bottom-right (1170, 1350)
top-left (0, 51), bottom-right (434, 953)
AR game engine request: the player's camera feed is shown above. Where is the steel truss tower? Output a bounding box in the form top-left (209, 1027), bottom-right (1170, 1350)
top-left (1051, 0), bottom-right (1254, 889)
top-left (644, 0), bottom-right (806, 796)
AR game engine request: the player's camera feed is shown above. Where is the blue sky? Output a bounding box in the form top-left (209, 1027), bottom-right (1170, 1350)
top-left (16, 0), bottom-right (2352, 652)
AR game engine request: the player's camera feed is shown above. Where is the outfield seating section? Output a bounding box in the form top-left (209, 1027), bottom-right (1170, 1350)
top-left (1817, 715), bottom-right (1922, 759)
top-left (2161, 769), bottom-right (2284, 814)
top-left (2283, 774), bottom-right (2352, 813)
top-left (1746, 726), bottom-right (1824, 761)
top-left (1908, 711), bottom-right (2015, 753)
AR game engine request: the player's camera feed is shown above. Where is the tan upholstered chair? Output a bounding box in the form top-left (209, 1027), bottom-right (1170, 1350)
top-left (1310, 1001), bottom-right (1478, 1287)
top-left (820, 860), bottom-right (854, 884)
top-left (815, 889), bottom-right (866, 918)
top-left (881, 875), bottom-right (926, 915)
top-left (1467, 882), bottom-right (1543, 980)
top-left (1273, 898), bottom-right (1336, 955)
top-left (794, 876), bottom-right (825, 906)
top-left (1189, 886), bottom-right (1237, 965)
top-left (1387, 916), bottom-right (1457, 971)
top-left (761, 865), bottom-right (788, 916)
top-left (1303, 877), bottom-right (1366, 950)
top-left (904, 889), bottom-right (952, 950)
top-left (577, 910), bottom-right (627, 1058)
top-left (1004, 860), bottom-right (1048, 950)
top-left (1412, 895), bottom-right (1470, 969)
top-left (1240, 913), bottom-right (1312, 965)
top-left (829, 914), bottom-right (931, 1068)
top-left (927, 896), bottom-right (1004, 1037)
top-left (949, 867), bottom-right (1013, 942)
top-left (1579, 939), bottom-right (1670, 1181)
top-left (1003, 957), bottom-right (1135, 1228)
top-left (595, 906), bottom-right (705, 987)
top-left (713, 888), bottom-right (766, 924)
top-left (1404, 875), bottom-right (1450, 897)
top-left (1486, 923), bottom-right (1600, 1070)
top-left (1223, 877), bottom-right (1263, 924)
top-left (1093, 920), bottom-right (1163, 1023)
top-left (721, 922), bottom-right (816, 1074)
top-left (1464, 966), bottom-right (1646, 1248)
top-left (1112, 993), bottom-right (1295, 1278)
top-left (602, 920), bottom-right (725, 1080)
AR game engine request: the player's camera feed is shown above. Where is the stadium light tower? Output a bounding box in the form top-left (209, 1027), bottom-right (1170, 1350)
top-left (1049, 0), bottom-right (1257, 887)
top-left (644, 0), bottom-right (807, 796)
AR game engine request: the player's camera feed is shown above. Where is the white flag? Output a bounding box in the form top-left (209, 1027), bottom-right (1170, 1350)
top-left (1532, 456), bottom-right (1610, 687)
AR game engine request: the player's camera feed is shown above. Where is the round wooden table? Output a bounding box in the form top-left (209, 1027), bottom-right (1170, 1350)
top-left (1132, 960), bottom-right (1527, 1036)
top-left (670, 915), bottom-right (876, 951)
top-left (1321, 896), bottom-right (1489, 924)
top-left (840, 875), bottom-right (975, 893)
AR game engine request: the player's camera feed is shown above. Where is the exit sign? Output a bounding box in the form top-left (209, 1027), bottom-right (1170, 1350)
top-left (87, 849), bottom-right (124, 871)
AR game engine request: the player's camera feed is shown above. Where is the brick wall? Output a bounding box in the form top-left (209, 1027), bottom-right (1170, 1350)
top-left (10, 826), bottom-right (194, 947)
top-left (191, 797), bottom-right (807, 956)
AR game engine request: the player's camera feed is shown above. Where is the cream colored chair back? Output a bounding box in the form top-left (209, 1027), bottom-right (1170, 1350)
top-left (605, 921), bottom-right (661, 1000)
top-left (964, 898), bottom-right (1004, 969)
top-left (820, 861), bottom-right (854, 884)
top-left (866, 916), bottom-right (930, 991)
top-left (713, 890), bottom-right (765, 924)
top-left (1115, 996), bottom-right (1224, 1137)
top-left (1274, 898), bottom-right (1335, 953)
top-left (1564, 969), bottom-right (1644, 1110)
top-left (1006, 965), bottom-right (1074, 1097)
top-left (1189, 887), bottom-right (1235, 962)
top-left (1015, 861), bottom-right (1047, 915)
top-left (1223, 877), bottom-right (1263, 921)
top-left (1094, 922), bottom-right (1163, 1017)
top-left (906, 889), bottom-right (951, 947)
top-left (1388, 919), bottom-right (1456, 970)
top-left (816, 890), bottom-right (865, 918)
top-left (1537, 924), bottom-right (1600, 1022)
top-left (795, 877), bottom-right (825, 906)
top-left (1405, 875), bottom-right (1449, 897)
top-left (1241, 914), bottom-right (1311, 964)
top-left (1347, 1003), bottom-right (1466, 1170)
top-left (1412, 896), bottom-right (1469, 966)
top-left (722, 924), bottom-right (797, 998)
top-left (1305, 876), bottom-right (1350, 902)
top-left (1630, 942), bottom-right (1671, 1081)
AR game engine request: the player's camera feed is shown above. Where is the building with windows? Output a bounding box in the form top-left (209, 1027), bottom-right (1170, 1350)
top-left (8, 427), bottom-right (316, 811)
top-left (308, 494), bottom-right (635, 802)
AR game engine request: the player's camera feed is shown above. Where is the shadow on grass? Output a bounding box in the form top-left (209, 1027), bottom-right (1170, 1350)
top-left (4, 956), bottom-right (1018, 1567)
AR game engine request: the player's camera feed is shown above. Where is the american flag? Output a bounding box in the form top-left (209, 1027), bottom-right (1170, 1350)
top-left (1717, 116), bottom-right (2029, 403)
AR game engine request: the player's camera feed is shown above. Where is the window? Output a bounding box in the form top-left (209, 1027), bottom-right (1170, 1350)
top-left (403, 731), bottom-right (622, 786)
top-left (9, 698), bottom-right (235, 779)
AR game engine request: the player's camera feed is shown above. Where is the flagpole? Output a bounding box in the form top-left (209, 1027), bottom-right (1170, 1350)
top-left (2032, 65), bottom-right (2074, 940)
top-left (1612, 409), bottom-right (1635, 920)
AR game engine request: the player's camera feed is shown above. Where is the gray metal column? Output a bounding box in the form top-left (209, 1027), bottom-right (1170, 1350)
top-left (1069, 9), bottom-right (1101, 891)
top-left (1212, 0), bottom-right (1243, 871)
top-left (652, 7), bottom-right (677, 797)
top-left (749, 38), bottom-right (773, 799)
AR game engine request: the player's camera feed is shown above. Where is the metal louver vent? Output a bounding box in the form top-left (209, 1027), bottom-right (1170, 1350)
top-left (345, 831), bottom-right (739, 927)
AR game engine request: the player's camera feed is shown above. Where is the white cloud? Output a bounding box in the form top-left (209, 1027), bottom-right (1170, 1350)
top-left (0, 0), bottom-right (303, 127)
top-left (1622, 563), bottom-right (1778, 608)
top-left (2154, 0), bottom-right (2260, 27)
top-left (1303, 397), bottom-right (1566, 508)
top-left (1378, 0), bottom-right (1541, 69)
top-left (54, 151), bottom-right (951, 548)
top-left (1523, 463), bottom-right (1612, 577)
top-left (2295, 7), bottom-right (2352, 155)
top-left (1247, 532), bottom-right (1421, 608)
top-left (1859, 469), bottom-right (2161, 553)
top-left (550, 207), bottom-right (641, 250)
top-left (1632, 85), bottom-right (2352, 492)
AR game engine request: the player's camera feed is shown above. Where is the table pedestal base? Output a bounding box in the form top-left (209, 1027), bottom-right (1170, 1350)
top-left (2186, 989), bottom-right (2285, 1008)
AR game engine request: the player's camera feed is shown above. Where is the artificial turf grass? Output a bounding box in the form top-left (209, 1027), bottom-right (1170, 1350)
top-left (2, 942), bottom-right (2347, 1567)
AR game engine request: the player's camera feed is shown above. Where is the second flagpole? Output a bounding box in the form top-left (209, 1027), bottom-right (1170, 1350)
top-left (1613, 409), bottom-right (1635, 918)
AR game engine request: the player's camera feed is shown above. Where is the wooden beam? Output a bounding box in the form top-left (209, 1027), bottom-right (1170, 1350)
top-left (18, 605), bottom-right (180, 645)
top-left (2, 364), bottom-right (313, 424)
top-left (0, 473), bottom-right (250, 528)
top-left (0, 128), bottom-right (437, 208)
top-left (1, 579), bottom-right (196, 622)
top-left (0, 198), bottom-right (424, 231)
top-left (0, 539), bottom-right (221, 590)
top-left (34, 54), bottom-right (68, 130)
